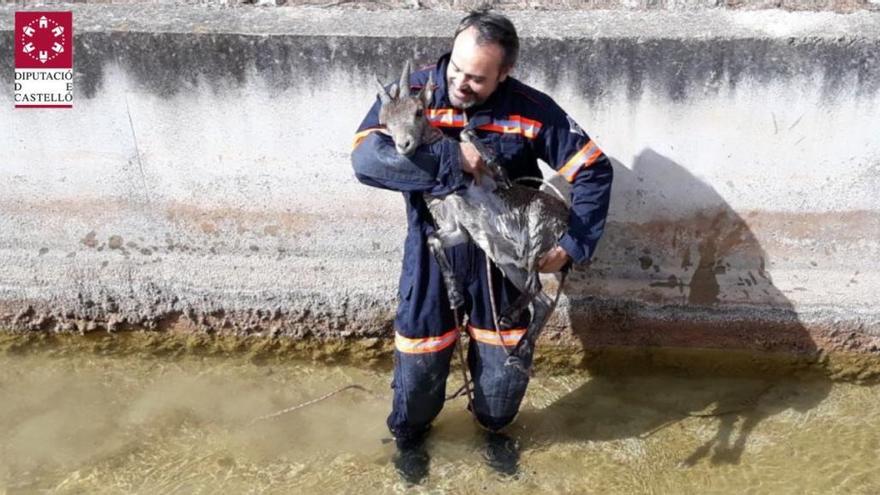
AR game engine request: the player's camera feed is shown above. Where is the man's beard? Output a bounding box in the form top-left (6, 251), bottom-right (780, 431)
top-left (453, 98), bottom-right (477, 110)
top-left (448, 81), bottom-right (480, 109)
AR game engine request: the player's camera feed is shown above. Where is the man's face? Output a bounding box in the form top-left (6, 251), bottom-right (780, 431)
top-left (446, 26), bottom-right (511, 110)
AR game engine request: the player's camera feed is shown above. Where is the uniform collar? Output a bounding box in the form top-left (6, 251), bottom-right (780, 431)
top-left (431, 53), bottom-right (453, 108)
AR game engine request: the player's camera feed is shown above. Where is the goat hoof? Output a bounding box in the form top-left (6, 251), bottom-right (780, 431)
top-left (504, 356), bottom-right (529, 375)
top-left (448, 292), bottom-right (465, 309)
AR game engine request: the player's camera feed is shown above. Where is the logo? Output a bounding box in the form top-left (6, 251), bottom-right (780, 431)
top-left (566, 115), bottom-right (585, 137)
top-left (14, 11), bottom-right (74, 108)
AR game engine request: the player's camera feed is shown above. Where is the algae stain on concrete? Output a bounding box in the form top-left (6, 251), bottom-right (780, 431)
top-left (108, 235), bottom-right (124, 250)
top-left (80, 230), bottom-right (98, 248)
top-left (3, 330), bottom-right (880, 382)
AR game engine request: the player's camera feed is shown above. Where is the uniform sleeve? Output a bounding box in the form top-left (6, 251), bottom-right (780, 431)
top-left (533, 101), bottom-right (613, 264)
top-left (350, 97), bottom-right (467, 197)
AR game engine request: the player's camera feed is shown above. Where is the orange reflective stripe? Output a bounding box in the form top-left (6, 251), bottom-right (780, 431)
top-left (395, 328), bottom-right (459, 354)
top-left (477, 115), bottom-right (543, 139)
top-left (426, 108), bottom-right (467, 128)
top-left (424, 111), bottom-right (542, 137)
top-left (468, 325), bottom-right (526, 347)
top-left (584, 146), bottom-right (604, 166)
top-left (558, 141), bottom-right (594, 176)
top-left (558, 140), bottom-right (603, 183)
top-left (512, 115), bottom-right (543, 131)
top-left (352, 127), bottom-right (383, 149)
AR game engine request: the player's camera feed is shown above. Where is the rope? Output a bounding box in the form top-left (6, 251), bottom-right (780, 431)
top-left (486, 255), bottom-right (514, 356)
top-left (450, 306), bottom-right (475, 409)
top-left (247, 384), bottom-right (374, 426)
top-left (638, 384), bottom-right (774, 439)
top-left (513, 176), bottom-right (568, 206)
top-left (485, 254), bottom-right (569, 360)
top-left (445, 382), bottom-right (471, 401)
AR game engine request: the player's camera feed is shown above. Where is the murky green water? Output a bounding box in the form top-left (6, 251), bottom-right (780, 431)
top-left (1, 348), bottom-right (878, 494)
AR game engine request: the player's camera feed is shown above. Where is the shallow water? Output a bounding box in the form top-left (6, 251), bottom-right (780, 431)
top-left (0, 349), bottom-right (878, 494)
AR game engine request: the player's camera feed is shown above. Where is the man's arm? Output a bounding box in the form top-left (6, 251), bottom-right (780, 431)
top-left (351, 98), bottom-right (468, 196)
top-left (533, 100), bottom-right (614, 266)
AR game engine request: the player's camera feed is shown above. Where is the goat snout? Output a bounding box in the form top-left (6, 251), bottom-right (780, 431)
top-left (395, 138), bottom-right (415, 156)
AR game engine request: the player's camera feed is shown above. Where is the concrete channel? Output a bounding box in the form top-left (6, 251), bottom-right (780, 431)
top-left (1, 4), bottom-right (878, 375)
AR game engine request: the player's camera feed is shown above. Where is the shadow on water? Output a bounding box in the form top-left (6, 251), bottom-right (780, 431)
top-left (520, 148), bottom-right (832, 466)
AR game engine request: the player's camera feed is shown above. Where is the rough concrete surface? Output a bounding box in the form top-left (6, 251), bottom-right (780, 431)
top-left (6, 0), bottom-right (880, 12)
top-left (1, 5), bottom-right (879, 372)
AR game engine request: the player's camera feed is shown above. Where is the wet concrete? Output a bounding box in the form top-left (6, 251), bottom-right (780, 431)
top-left (3, 331), bottom-right (879, 382)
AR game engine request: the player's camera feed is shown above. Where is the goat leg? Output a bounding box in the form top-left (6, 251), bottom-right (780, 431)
top-left (427, 233), bottom-right (465, 310)
top-left (460, 129), bottom-right (510, 189)
top-left (497, 270), bottom-right (541, 328)
top-left (497, 292), bottom-right (530, 329)
top-left (505, 271), bottom-right (568, 374)
top-left (505, 291), bottom-right (554, 374)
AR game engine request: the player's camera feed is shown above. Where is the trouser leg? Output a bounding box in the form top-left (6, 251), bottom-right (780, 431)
top-left (465, 250), bottom-right (534, 432)
top-left (388, 241), bottom-right (470, 443)
top-left (387, 344), bottom-right (456, 445)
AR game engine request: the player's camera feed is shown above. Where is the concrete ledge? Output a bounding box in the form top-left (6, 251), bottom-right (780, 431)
top-left (1, 5), bottom-right (878, 361)
top-left (3, 331), bottom-right (880, 382)
top-left (3, 5), bottom-right (880, 37)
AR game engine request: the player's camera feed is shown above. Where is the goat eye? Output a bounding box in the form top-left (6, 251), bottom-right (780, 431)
top-left (415, 109), bottom-right (423, 117)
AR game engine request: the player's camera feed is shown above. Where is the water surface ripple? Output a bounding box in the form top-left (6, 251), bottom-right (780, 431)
top-left (0, 351), bottom-right (877, 494)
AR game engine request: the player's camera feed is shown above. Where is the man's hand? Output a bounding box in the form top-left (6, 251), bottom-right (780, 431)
top-left (538, 246), bottom-right (571, 273)
top-left (459, 141), bottom-right (490, 185)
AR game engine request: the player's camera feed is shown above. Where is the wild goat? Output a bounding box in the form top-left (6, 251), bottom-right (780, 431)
top-left (376, 62), bottom-right (569, 371)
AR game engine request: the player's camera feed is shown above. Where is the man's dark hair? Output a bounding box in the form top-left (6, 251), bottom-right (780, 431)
top-left (454, 10), bottom-right (519, 69)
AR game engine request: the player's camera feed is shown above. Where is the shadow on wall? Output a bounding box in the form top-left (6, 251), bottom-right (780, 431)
top-left (553, 147), bottom-right (822, 354)
top-left (521, 148), bottom-right (830, 466)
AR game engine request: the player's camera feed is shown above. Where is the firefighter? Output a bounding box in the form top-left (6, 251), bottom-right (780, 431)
top-left (351, 10), bottom-right (613, 483)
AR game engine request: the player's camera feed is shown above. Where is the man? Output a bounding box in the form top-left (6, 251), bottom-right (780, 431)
top-left (351, 11), bottom-right (613, 482)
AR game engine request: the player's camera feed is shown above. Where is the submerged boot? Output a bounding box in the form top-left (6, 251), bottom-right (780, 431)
top-left (393, 436), bottom-right (430, 485)
top-left (484, 431), bottom-right (519, 476)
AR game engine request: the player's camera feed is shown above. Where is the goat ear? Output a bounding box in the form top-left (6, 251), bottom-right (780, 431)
top-left (421, 71), bottom-right (435, 106)
top-left (375, 77), bottom-right (391, 104)
top-left (399, 60), bottom-right (412, 98)
top-left (388, 83), bottom-right (399, 100)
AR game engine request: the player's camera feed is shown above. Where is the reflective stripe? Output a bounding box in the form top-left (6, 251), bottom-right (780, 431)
top-left (395, 328), bottom-right (459, 354)
top-left (477, 115), bottom-right (543, 139)
top-left (425, 110), bottom-right (542, 139)
top-left (468, 325), bottom-right (526, 347)
top-left (352, 127), bottom-right (383, 149)
top-left (426, 108), bottom-right (467, 128)
top-left (558, 140), bottom-right (603, 183)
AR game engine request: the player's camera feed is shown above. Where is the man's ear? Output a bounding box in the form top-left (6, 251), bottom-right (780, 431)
top-left (499, 65), bottom-right (513, 83)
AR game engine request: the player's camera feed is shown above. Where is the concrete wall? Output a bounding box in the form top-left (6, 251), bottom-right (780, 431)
top-left (7, 0), bottom-right (880, 12)
top-left (1, 5), bottom-right (878, 357)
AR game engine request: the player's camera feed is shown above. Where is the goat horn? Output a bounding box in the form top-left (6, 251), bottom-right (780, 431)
top-left (399, 60), bottom-right (412, 98)
top-left (375, 77), bottom-right (391, 104)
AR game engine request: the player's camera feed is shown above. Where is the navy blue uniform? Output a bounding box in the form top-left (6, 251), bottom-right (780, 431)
top-left (351, 53), bottom-right (613, 441)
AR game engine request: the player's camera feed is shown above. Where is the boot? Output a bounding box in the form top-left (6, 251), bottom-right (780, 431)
top-left (484, 431), bottom-right (519, 476)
